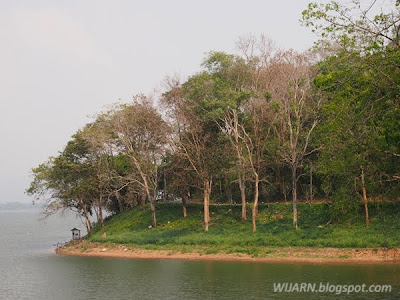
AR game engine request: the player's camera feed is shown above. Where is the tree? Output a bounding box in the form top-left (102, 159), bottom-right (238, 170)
top-left (238, 97), bottom-right (275, 232)
top-left (302, 0), bottom-right (400, 51)
top-left (110, 96), bottom-right (169, 227)
top-left (272, 50), bottom-right (320, 229)
top-left (27, 134), bottom-right (97, 232)
top-left (232, 35), bottom-right (284, 228)
top-left (203, 51), bottom-right (252, 221)
top-left (314, 50), bottom-right (399, 226)
top-left (162, 70), bottom-right (230, 232)
top-left (81, 112), bottom-right (137, 216)
top-left (222, 108), bottom-right (248, 220)
top-left (303, 0), bottom-right (400, 225)
top-left (80, 118), bottom-right (114, 229)
top-left (163, 152), bottom-right (197, 218)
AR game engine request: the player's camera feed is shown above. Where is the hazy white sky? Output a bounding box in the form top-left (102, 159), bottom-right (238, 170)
top-left (0, 0), bottom-right (318, 203)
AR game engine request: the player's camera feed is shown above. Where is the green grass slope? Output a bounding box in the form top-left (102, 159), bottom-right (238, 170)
top-left (87, 202), bottom-right (400, 255)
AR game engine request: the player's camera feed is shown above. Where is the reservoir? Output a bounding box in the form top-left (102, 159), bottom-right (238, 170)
top-left (0, 209), bottom-right (399, 299)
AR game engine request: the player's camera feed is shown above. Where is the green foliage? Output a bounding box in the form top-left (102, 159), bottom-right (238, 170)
top-left (314, 45), bottom-right (400, 203)
top-left (306, 0), bottom-right (400, 205)
top-left (26, 133), bottom-right (98, 217)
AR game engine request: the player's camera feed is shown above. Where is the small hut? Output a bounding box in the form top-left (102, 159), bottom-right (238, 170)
top-left (71, 228), bottom-right (81, 240)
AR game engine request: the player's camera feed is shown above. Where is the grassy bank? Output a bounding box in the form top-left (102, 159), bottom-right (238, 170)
top-left (85, 202), bottom-right (400, 257)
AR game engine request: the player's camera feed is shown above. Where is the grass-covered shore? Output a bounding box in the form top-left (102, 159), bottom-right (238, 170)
top-left (80, 202), bottom-right (400, 258)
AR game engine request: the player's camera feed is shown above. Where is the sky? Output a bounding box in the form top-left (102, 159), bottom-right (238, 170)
top-left (0, 0), bottom-right (318, 204)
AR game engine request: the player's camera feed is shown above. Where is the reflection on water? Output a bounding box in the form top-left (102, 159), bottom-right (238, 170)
top-left (0, 210), bottom-right (399, 300)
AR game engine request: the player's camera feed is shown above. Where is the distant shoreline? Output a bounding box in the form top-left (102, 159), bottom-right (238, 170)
top-left (57, 241), bottom-right (400, 264)
top-left (0, 202), bottom-right (41, 211)
top-left (0, 208), bottom-right (41, 213)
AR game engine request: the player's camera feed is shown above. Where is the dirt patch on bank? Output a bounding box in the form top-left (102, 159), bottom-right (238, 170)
top-left (56, 241), bottom-right (400, 264)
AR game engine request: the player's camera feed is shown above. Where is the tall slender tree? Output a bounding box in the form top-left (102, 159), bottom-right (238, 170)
top-left (110, 96), bottom-right (169, 227)
top-left (272, 51), bottom-right (320, 229)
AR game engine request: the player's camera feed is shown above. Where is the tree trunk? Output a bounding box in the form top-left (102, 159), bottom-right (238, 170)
top-left (231, 110), bottom-right (246, 220)
top-left (94, 206), bottom-right (99, 222)
top-left (145, 188), bottom-right (157, 228)
top-left (204, 180), bottom-right (211, 232)
top-left (292, 166), bottom-right (298, 230)
top-left (116, 190), bottom-right (124, 213)
top-left (84, 213), bottom-right (92, 233)
top-left (239, 173), bottom-right (247, 221)
top-left (80, 199), bottom-right (92, 233)
top-left (150, 200), bottom-right (157, 228)
top-left (252, 173), bottom-right (259, 233)
top-left (97, 159), bottom-right (104, 229)
top-left (164, 169), bottom-right (168, 202)
top-left (310, 164), bottom-right (313, 203)
top-left (130, 154), bottom-right (157, 226)
top-left (182, 193), bottom-right (187, 218)
top-left (98, 201), bottom-right (104, 229)
top-left (224, 173), bottom-right (233, 204)
top-left (140, 193), bottom-right (146, 206)
top-left (361, 167), bottom-right (370, 228)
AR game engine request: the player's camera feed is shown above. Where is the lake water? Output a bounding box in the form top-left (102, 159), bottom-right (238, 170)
top-left (0, 209), bottom-right (399, 300)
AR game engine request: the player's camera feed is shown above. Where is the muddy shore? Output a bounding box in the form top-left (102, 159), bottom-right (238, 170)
top-left (57, 241), bottom-right (400, 264)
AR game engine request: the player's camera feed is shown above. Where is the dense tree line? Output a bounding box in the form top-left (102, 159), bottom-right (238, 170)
top-left (27, 0), bottom-right (399, 233)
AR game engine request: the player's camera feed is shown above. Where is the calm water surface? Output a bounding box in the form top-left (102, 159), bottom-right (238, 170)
top-left (0, 210), bottom-right (399, 300)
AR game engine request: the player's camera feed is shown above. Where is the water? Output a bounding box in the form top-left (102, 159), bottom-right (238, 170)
top-left (0, 210), bottom-right (399, 300)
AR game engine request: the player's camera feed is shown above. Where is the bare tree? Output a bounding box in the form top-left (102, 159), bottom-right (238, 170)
top-left (231, 34), bottom-right (279, 228)
top-left (110, 96), bottom-right (169, 227)
top-left (80, 116), bottom-right (115, 229)
top-left (239, 98), bottom-right (275, 232)
top-left (272, 50), bottom-right (320, 229)
top-left (222, 108), bottom-right (248, 220)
